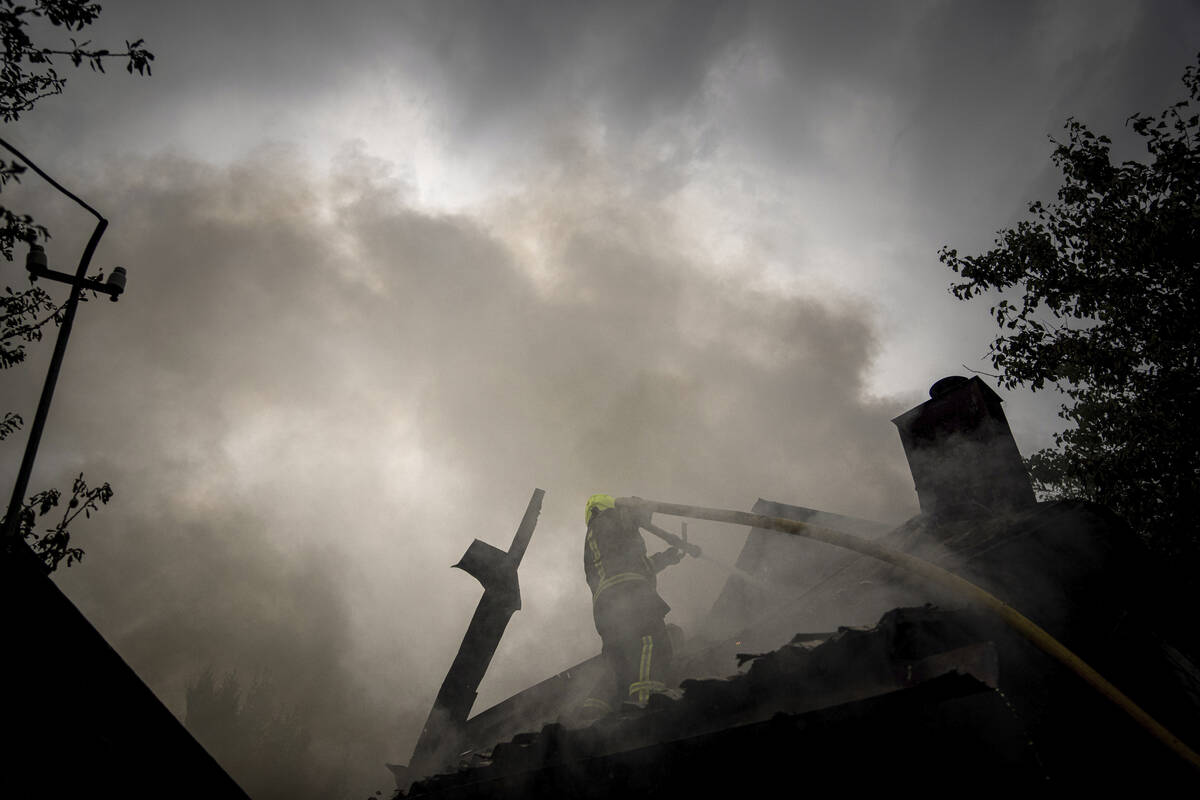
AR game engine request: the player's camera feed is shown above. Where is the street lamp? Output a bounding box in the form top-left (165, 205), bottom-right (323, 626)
top-left (0, 137), bottom-right (128, 567)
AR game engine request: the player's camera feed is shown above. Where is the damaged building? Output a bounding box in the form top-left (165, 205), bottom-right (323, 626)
top-left (394, 376), bottom-right (1200, 795)
top-left (5, 375), bottom-right (1196, 796)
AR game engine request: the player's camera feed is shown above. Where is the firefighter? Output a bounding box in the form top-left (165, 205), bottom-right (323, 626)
top-left (581, 493), bottom-right (684, 716)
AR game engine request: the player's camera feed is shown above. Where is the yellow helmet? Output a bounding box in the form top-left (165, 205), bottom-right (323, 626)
top-left (585, 493), bottom-right (615, 525)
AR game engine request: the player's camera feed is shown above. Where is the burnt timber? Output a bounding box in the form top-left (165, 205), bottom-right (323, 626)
top-left (401, 489), bottom-right (546, 782)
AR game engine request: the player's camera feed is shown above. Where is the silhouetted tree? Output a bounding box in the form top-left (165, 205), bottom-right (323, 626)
top-left (1, 0), bottom-right (153, 250)
top-left (1, 1), bottom-right (151, 569)
top-left (940, 53), bottom-right (1200, 562)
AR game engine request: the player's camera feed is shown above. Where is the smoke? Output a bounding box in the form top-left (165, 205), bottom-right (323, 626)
top-left (0, 3), bottom-right (1195, 794)
top-left (0, 134), bottom-right (930, 794)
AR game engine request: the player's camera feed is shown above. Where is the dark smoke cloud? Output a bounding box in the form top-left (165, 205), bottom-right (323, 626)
top-left (7, 135), bottom-right (914, 791)
top-left (3, 1), bottom-right (1199, 795)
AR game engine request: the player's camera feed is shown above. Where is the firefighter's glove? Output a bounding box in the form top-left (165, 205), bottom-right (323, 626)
top-left (651, 547), bottom-right (686, 573)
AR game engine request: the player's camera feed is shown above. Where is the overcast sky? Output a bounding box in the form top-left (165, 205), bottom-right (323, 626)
top-left (3, 0), bottom-right (1199, 793)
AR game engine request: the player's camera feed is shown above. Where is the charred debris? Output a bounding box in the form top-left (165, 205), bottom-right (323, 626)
top-left (395, 376), bottom-right (1200, 795)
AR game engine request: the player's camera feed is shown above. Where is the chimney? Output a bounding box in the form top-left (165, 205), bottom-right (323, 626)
top-left (892, 376), bottom-right (1035, 518)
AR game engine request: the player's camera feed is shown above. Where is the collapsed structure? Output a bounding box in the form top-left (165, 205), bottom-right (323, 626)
top-left (4, 374), bottom-right (1196, 795)
top-left (396, 376), bottom-right (1200, 795)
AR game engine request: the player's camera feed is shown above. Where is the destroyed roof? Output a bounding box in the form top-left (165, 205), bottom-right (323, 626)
top-left (400, 499), bottom-right (1200, 795)
top-left (454, 500), bottom-right (897, 754)
top-left (404, 605), bottom-right (1041, 796)
top-left (403, 603), bottom-right (1198, 796)
top-left (681, 498), bottom-right (1200, 681)
top-left (396, 378), bottom-right (1199, 792)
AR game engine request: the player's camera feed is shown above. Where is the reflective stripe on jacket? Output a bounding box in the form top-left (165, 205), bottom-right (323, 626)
top-left (584, 507), bottom-right (658, 604)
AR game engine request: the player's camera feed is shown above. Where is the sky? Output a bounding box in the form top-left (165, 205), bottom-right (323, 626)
top-left (3, 1), bottom-right (1199, 795)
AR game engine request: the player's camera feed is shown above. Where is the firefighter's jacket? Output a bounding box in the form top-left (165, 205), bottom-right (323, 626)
top-left (584, 507), bottom-right (672, 640)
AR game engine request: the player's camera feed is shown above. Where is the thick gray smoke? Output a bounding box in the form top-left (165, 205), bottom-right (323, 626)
top-left (3, 1), bottom-right (1198, 796)
top-left (4, 140), bottom-right (917, 794)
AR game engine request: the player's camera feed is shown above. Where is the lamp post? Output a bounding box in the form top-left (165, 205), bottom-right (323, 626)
top-left (0, 137), bottom-right (127, 564)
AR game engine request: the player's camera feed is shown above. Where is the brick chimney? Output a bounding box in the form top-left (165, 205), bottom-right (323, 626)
top-left (892, 376), bottom-right (1035, 518)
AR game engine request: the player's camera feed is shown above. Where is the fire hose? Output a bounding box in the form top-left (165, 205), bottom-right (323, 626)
top-left (615, 496), bottom-right (1200, 772)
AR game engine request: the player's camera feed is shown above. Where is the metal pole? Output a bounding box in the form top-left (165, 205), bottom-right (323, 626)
top-left (2, 218), bottom-right (108, 556)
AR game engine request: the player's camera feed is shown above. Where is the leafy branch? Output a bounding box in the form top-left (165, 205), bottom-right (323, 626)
top-left (1, 1), bottom-right (153, 123)
top-left (0, 1), bottom-right (151, 567)
top-left (1, 282), bottom-right (61, 366)
top-left (940, 53), bottom-right (1200, 560)
top-left (0, 410), bottom-right (20, 439)
top-left (13, 472), bottom-right (113, 570)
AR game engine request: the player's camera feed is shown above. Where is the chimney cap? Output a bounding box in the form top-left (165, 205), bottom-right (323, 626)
top-left (929, 375), bottom-right (970, 399)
